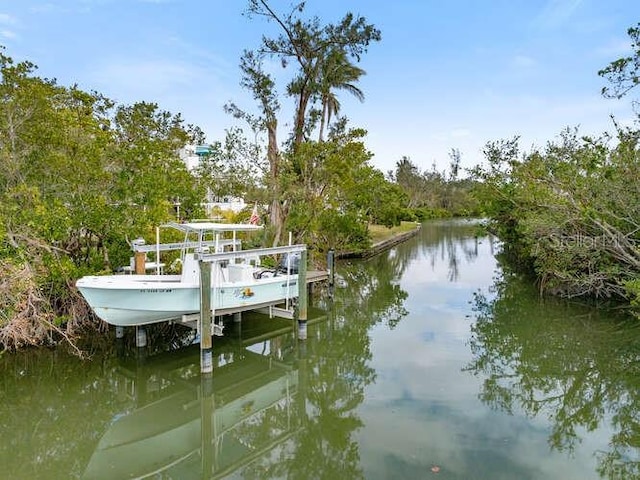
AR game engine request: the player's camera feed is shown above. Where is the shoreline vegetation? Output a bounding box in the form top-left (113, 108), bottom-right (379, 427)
top-left (0, 8), bottom-right (638, 352)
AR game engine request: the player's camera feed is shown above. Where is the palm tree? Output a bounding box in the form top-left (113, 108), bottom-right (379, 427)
top-left (317, 49), bottom-right (366, 142)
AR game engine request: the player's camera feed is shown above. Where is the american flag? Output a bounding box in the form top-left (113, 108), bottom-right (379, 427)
top-left (249, 204), bottom-right (259, 225)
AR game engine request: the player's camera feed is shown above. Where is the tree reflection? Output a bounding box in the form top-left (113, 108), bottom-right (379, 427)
top-left (241, 230), bottom-right (418, 478)
top-left (0, 346), bottom-right (129, 479)
top-left (417, 219), bottom-right (485, 282)
top-left (335, 253), bottom-right (409, 329)
top-left (466, 268), bottom-right (640, 479)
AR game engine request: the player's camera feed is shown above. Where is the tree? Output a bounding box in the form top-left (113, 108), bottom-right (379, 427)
top-left (472, 128), bottom-right (640, 300)
top-left (392, 156), bottom-right (424, 209)
top-left (246, 0), bottom-right (380, 148)
top-left (598, 22), bottom-right (640, 103)
top-left (194, 127), bottom-right (263, 204)
top-left (226, 50), bottom-right (284, 245)
top-left (233, 1), bottom-right (380, 246)
top-left (317, 49), bottom-right (366, 142)
top-left (284, 129), bottom-right (376, 252)
top-left (0, 48), bottom-right (206, 348)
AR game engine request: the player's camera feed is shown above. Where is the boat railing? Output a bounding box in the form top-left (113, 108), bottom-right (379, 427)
top-left (195, 244), bottom-right (306, 264)
top-left (133, 239), bottom-right (241, 253)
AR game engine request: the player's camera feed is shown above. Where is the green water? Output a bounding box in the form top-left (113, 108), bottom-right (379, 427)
top-left (1, 219), bottom-right (639, 479)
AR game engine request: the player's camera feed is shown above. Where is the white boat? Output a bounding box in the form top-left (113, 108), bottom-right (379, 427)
top-left (76, 222), bottom-right (305, 327)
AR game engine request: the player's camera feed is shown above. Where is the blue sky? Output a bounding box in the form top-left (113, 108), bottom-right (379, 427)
top-left (0, 0), bottom-right (637, 174)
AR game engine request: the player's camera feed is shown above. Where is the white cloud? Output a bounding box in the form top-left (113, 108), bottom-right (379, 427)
top-left (535, 0), bottom-right (584, 29)
top-left (0, 13), bottom-right (18, 41)
top-left (595, 38), bottom-right (632, 58)
top-left (0, 29), bottom-right (16, 39)
top-left (450, 128), bottom-right (471, 138)
top-left (89, 59), bottom-right (201, 99)
top-left (0, 13), bottom-right (17, 24)
top-left (513, 55), bottom-right (537, 69)
top-left (28, 4), bottom-right (55, 14)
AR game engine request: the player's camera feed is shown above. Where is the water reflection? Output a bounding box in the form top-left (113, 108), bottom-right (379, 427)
top-left (0, 223), bottom-right (415, 480)
top-left (467, 268), bottom-right (640, 479)
top-left (4, 220), bottom-right (634, 479)
top-left (88, 311), bottom-right (376, 480)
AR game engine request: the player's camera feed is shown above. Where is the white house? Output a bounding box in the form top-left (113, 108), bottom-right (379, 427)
top-left (179, 144), bottom-right (247, 213)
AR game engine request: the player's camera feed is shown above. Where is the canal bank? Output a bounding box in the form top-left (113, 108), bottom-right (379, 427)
top-left (338, 222), bottom-right (421, 259)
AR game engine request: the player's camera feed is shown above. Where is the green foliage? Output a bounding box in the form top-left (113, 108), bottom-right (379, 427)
top-left (282, 130), bottom-right (376, 250)
top-left (389, 156), bottom-right (481, 219)
top-left (246, 0), bottom-right (381, 146)
top-left (0, 47), bottom-right (207, 347)
top-left (194, 127), bottom-right (264, 202)
top-left (598, 22), bottom-right (640, 102)
top-left (473, 128), bottom-right (640, 301)
top-left (236, 1), bottom-right (381, 246)
top-left (626, 279), bottom-right (640, 318)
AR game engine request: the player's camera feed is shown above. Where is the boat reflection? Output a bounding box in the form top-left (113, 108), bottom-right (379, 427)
top-left (84, 316), bottom-right (310, 480)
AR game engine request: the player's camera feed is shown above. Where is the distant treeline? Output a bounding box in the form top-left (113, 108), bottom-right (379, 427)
top-left (388, 153), bottom-right (481, 221)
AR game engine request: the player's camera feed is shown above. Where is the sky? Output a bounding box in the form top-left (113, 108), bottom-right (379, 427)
top-left (0, 0), bottom-right (638, 175)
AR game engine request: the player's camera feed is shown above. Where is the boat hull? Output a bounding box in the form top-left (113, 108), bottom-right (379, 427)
top-left (76, 273), bottom-right (299, 326)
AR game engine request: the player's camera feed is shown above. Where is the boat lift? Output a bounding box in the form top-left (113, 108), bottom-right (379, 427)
top-left (195, 245), bottom-right (309, 374)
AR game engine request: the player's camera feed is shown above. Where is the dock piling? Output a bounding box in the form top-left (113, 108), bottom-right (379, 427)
top-left (327, 249), bottom-right (335, 288)
top-left (135, 326), bottom-right (147, 348)
top-left (297, 250), bottom-right (308, 340)
top-left (134, 251), bottom-right (146, 275)
top-left (199, 260), bottom-right (213, 374)
top-left (327, 248), bottom-right (335, 298)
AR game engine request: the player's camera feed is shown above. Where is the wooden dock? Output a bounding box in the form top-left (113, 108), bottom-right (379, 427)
top-left (306, 269), bottom-right (329, 284)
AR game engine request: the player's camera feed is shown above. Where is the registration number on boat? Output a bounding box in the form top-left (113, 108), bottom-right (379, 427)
top-left (139, 288), bottom-right (173, 293)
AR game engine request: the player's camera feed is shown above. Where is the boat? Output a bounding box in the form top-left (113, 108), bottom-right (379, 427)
top-left (83, 332), bottom-right (303, 480)
top-left (76, 222), bottom-right (306, 327)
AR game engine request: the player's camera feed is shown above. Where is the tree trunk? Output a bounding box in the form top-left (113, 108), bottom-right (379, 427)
top-left (318, 100), bottom-right (327, 142)
top-left (293, 89), bottom-right (311, 149)
top-left (266, 119), bottom-right (284, 247)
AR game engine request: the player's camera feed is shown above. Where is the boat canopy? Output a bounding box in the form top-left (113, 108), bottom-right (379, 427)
top-left (166, 222), bottom-right (263, 233)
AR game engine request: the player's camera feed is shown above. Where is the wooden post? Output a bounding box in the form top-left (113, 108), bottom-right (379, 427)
top-left (296, 333), bottom-right (308, 425)
top-left (199, 260), bottom-right (213, 374)
top-left (134, 251), bottom-right (146, 275)
top-left (327, 249), bottom-right (335, 288)
top-left (297, 249), bottom-right (308, 340)
top-left (200, 371), bottom-right (214, 476)
top-left (135, 326), bottom-right (147, 347)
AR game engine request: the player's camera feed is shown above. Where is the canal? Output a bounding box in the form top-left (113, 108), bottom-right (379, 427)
top-left (1, 219), bottom-right (639, 479)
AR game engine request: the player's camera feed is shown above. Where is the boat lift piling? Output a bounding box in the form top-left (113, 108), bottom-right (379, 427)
top-left (188, 243), bottom-right (321, 372)
top-left (297, 250), bottom-right (308, 341)
top-left (199, 260), bottom-right (214, 374)
top-left (115, 325), bottom-right (124, 339)
top-left (135, 326), bottom-right (147, 348)
top-left (327, 248), bottom-right (335, 298)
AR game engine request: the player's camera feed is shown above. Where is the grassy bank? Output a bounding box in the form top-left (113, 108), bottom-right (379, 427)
top-left (369, 221), bottom-right (420, 245)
